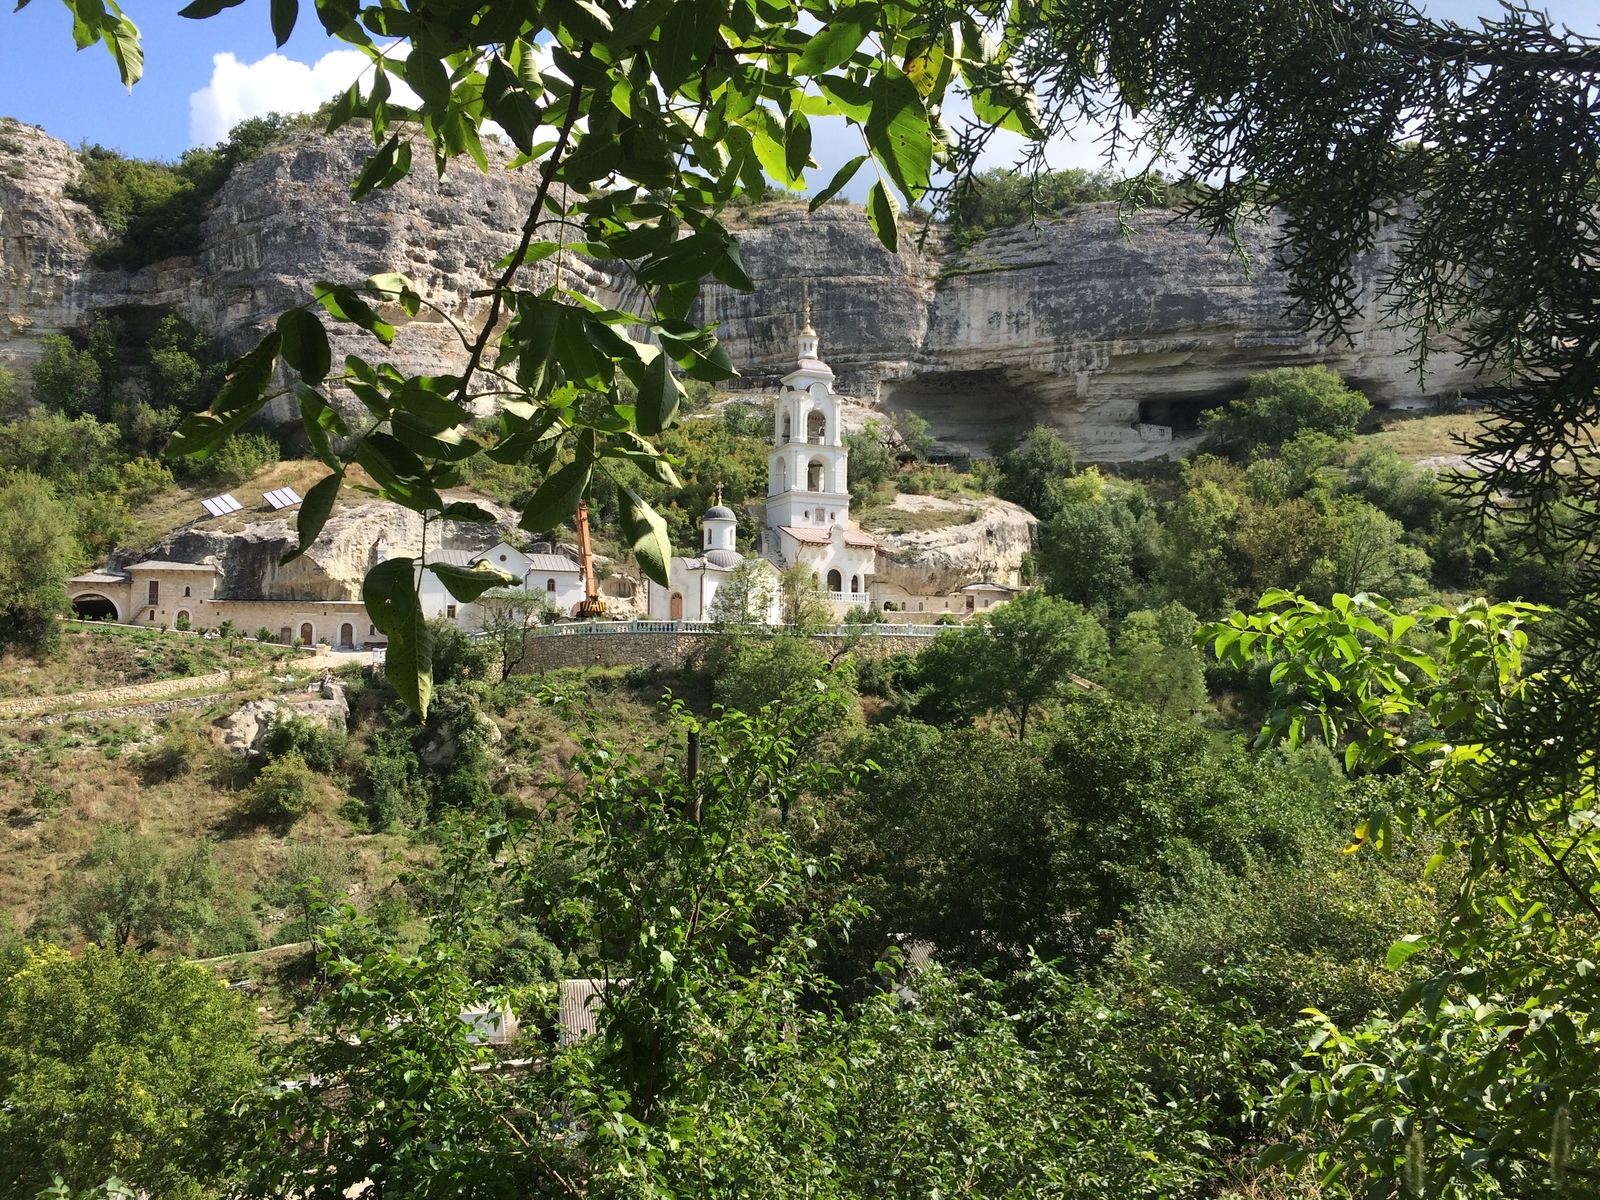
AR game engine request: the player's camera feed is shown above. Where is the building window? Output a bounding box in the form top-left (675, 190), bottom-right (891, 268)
top-left (781, 413), bottom-right (791, 442)
top-left (147, 580), bottom-right (159, 606)
top-left (546, 578), bottom-right (556, 592)
top-left (368, 624), bottom-right (376, 636)
top-left (919, 602), bottom-right (925, 612)
top-left (498, 554), bottom-right (507, 562)
top-left (850, 575), bottom-right (859, 592)
top-left (446, 604), bottom-right (457, 620)
top-left (183, 585), bottom-right (191, 597)
top-left (806, 410), bottom-right (826, 442)
top-left (827, 569), bottom-right (842, 592)
top-left (807, 459), bottom-right (824, 491)
top-left (966, 595), bottom-right (975, 611)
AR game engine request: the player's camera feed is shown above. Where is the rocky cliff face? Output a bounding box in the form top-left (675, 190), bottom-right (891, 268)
top-left (2, 118), bottom-right (1473, 462)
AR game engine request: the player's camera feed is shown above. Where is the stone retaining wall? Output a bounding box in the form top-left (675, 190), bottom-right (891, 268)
top-left (0, 669), bottom-right (233, 719)
top-left (514, 631), bottom-right (933, 675)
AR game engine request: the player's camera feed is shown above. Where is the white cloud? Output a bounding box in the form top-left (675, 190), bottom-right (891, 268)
top-left (189, 49), bottom-right (419, 148)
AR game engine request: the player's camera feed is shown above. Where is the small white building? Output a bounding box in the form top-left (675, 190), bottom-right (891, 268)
top-left (646, 503), bottom-right (782, 622)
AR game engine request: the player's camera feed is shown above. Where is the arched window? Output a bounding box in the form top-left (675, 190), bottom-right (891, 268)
top-left (781, 413), bottom-right (791, 442)
top-left (850, 575), bottom-right (860, 593)
top-left (826, 569), bottom-right (842, 593)
top-left (807, 459), bottom-right (824, 491)
top-left (774, 458), bottom-right (787, 493)
top-left (183, 585), bottom-right (191, 597)
top-left (806, 409), bottom-right (826, 443)
top-left (546, 578), bottom-right (557, 592)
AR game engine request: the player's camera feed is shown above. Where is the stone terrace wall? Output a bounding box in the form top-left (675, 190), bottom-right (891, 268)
top-left (0, 669), bottom-right (233, 718)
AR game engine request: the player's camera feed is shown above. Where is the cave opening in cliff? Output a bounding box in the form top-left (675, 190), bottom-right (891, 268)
top-left (1138, 394), bottom-right (1234, 433)
top-left (880, 370), bottom-right (1055, 458)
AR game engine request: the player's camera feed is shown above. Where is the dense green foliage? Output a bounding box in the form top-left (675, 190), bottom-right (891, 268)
top-left (0, 943), bottom-right (258, 1199)
top-left (68, 116), bottom-right (315, 269)
top-left (0, 473), bottom-right (78, 656)
top-left (1201, 366), bottom-right (1372, 456)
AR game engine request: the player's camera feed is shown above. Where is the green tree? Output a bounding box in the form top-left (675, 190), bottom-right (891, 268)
top-left (914, 589), bottom-right (1107, 737)
top-left (992, 425), bottom-right (1076, 520)
top-left (1200, 366), bottom-right (1370, 456)
top-left (1105, 602), bottom-right (1207, 719)
top-left (0, 473), bottom-right (76, 655)
top-left (0, 412), bottom-right (121, 492)
top-left (0, 942), bottom-right (258, 1199)
top-left (28, 336), bottom-right (104, 417)
top-left (60, 825), bottom-right (229, 953)
top-left (0, 365), bottom-right (22, 418)
top-left (706, 557), bottom-right (777, 626)
top-left (1311, 497), bottom-right (1432, 600)
top-left (843, 419), bottom-right (898, 505)
top-left (1039, 499), bottom-right (1136, 611)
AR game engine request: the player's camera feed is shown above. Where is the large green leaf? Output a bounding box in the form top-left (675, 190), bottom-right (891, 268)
top-left (313, 281), bottom-right (396, 344)
top-left (795, 6), bottom-right (872, 75)
top-left (518, 457), bottom-right (592, 533)
top-left (278, 307), bottom-right (332, 384)
top-left (166, 331), bottom-right (281, 459)
top-left (635, 351), bottom-right (682, 435)
top-left (295, 382), bottom-right (346, 468)
top-left (617, 485), bottom-right (672, 586)
top-left (653, 0), bottom-right (725, 93)
top-left (866, 179), bottom-right (900, 252)
top-left (282, 469), bottom-right (344, 565)
top-left (865, 64), bottom-right (931, 200)
top-left (354, 434), bottom-right (445, 513)
top-left (363, 557), bottom-right (433, 717)
top-left (809, 154), bottom-right (867, 211)
top-left (270, 0), bottom-right (297, 45)
top-left (428, 561), bottom-right (520, 603)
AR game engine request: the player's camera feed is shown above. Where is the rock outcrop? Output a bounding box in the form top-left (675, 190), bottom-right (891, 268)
top-left (3, 118), bottom-right (1475, 463)
top-left (112, 496), bottom-right (516, 602)
top-left (217, 680), bottom-right (349, 758)
top-left (870, 493), bottom-right (1037, 596)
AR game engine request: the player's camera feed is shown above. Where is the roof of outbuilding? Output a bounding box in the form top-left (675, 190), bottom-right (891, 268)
top-left (519, 553), bottom-right (582, 573)
top-left (70, 572), bottom-right (128, 585)
top-left (125, 560), bottom-right (221, 572)
top-left (421, 547), bottom-right (476, 567)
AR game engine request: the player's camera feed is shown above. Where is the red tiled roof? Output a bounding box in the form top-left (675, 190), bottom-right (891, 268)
top-left (779, 525), bottom-right (876, 548)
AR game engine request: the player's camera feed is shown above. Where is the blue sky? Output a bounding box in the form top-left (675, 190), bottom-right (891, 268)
top-left (1, 0), bottom-right (1597, 184)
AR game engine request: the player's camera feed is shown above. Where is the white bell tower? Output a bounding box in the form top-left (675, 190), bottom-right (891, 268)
top-left (766, 307), bottom-right (850, 534)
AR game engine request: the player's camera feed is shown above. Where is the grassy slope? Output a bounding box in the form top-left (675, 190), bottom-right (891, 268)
top-left (0, 625), bottom-right (290, 700)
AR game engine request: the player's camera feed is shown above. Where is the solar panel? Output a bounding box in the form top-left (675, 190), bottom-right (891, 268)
top-left (263, 487), bottom-right (303, 510)
top-left (201, 493), bottom-right (243, 517)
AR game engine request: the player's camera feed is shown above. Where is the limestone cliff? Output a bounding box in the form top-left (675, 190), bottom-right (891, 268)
top-left (867, 493), bottom-right (1037, 597)
top-left (2, 118), bottom-right (1473, 463)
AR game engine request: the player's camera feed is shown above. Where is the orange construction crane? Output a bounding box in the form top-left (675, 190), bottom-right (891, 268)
top-left (571, 499), bottom-right (607, 619)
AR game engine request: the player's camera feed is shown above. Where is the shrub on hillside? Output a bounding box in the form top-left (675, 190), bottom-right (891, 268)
top-left (248, 753), bottom-right (318, 821)
top-left (262, 711), bottom-right (348, 775)
top-left (1200, 365), bottom-right (1371, 456)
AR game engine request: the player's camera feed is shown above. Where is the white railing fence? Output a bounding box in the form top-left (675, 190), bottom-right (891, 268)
top-left (515, 620), bottom-right (940, 639)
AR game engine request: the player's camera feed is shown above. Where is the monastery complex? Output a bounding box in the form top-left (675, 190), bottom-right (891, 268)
top-left (66, 319), bottom-right (1025, 645)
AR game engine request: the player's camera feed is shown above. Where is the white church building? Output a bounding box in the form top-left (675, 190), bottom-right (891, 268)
top-left (646, 316), bottom-right (877, 622)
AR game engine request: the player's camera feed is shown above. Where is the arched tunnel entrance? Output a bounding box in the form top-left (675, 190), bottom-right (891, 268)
top-left (71, 594), bottom-right (120, 622)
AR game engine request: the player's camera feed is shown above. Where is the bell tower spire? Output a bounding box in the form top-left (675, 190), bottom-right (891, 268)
top-left (797, 285), bottom-right (819, 361)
